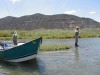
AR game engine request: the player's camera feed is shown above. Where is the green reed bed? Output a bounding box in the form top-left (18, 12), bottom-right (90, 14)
top-left (0, 28), bottom-right (100, 40)
top-left (79, 28), bottom-right (100, 38)
top-left (40, 44), bottom-right (72, 51)
top-left (0, 29), bottom-right (74, 40)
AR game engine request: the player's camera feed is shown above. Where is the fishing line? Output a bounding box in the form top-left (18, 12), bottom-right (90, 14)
top-left (4, 0), bottom-right (12, 16)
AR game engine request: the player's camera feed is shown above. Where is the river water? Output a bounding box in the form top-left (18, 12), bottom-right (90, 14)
top-left (0, 38), bottom-right (100, 75)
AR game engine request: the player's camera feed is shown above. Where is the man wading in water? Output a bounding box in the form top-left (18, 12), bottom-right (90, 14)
top-left (75, 26), bottom-right (79, 47)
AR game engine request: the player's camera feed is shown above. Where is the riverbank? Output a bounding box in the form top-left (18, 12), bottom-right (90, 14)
top-left (0, 28), bottom-right (100, 40)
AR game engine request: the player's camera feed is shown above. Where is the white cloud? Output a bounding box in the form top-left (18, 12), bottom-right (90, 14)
top-left (64, 10), bottom-right (78, 14)
top-left (89, 11), bottom-right (96, 14)
top-left (9, 0), bottom-right (21, 4)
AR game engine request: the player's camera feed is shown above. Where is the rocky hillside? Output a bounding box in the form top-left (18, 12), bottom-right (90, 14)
top-left (0, 13), bottom-right (100, 30)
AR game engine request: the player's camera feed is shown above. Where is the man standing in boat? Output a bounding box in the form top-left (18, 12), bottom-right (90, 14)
top-left (75, 26), bottom-right (79, 47)
top-left (12, 31), bottom-right (19, 45)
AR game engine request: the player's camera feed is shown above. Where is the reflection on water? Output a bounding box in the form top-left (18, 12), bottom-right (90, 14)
top-left (74, 47), bottom-right (79, 61)
top-left (0, 58), bottom-right (47, 75)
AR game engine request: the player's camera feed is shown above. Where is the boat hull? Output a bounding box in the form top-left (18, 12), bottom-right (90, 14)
top-left (6, 54), bottom-right (37, 62)
top-left (0, 37), bottom-right (42, 62)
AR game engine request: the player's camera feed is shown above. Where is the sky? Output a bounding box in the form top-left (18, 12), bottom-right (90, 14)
top-left (0, 0), bottom-right (100, 22)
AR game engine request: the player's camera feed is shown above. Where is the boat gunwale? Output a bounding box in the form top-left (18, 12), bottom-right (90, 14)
top-left (0, 37), bottom-right (42, 52)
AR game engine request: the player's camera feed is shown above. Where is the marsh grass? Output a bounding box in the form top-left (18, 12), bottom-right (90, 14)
top-left (0, 28), bottom-right (100, 40)
top-left (40, 44), bottom-right (72, 51)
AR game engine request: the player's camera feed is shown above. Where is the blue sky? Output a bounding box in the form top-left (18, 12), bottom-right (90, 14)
top-left (0, 0), bottom-right (100, 22)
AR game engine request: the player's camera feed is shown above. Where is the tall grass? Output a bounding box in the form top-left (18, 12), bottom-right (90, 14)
top-left (0, 28), bottom-right (100, 40)
top-left (40, 44), bottom-right (72, 51)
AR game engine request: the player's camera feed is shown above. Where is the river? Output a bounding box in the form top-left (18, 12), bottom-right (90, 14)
top-left (0, 38), bottom-right (100, 75)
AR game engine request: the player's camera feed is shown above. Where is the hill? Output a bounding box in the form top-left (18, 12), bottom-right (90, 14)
top-left (0, 13), bottom-right (100, 30)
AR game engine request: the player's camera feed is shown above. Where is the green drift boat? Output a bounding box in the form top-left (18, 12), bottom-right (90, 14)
top-left (0, 37), bottom-right (42, 62)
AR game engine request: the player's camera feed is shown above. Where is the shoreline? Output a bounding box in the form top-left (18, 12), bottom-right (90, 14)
top-left (0, 28), bottom-right (100, 40)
